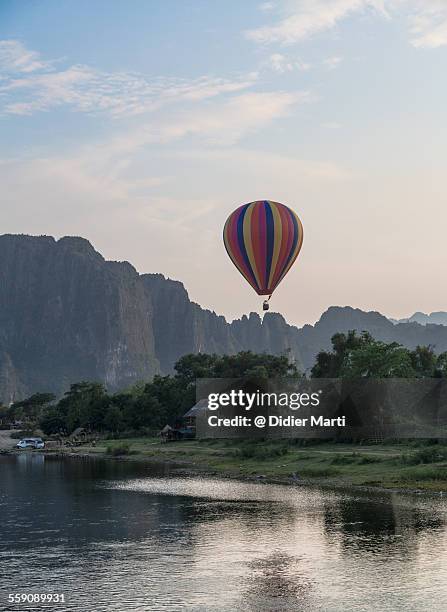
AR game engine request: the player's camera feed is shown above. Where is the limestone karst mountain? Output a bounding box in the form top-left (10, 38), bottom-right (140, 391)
top-left (1, 234), bottom-right (447, 402)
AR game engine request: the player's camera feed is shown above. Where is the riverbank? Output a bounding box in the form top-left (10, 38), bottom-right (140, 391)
top-left (29, 436), bottom-right (447, 493)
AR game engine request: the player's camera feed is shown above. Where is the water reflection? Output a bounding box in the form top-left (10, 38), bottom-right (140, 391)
top-left (245, 552), bottom-right (313, 610)
top-left (1, 455), bottom-right (447, 611)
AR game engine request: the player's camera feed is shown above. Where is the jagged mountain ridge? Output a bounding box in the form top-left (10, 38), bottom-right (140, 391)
top-left (390, 312), bottom-right (447, 326)
top-left (1, 234), bottom-right (447, 402)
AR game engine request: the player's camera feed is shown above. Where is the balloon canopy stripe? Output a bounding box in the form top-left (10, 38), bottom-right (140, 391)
top-left (223, 200), bottom-right (303, 297)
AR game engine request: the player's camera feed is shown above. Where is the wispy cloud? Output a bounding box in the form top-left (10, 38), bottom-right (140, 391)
top-left (79, 90), bottom-right (309, 163)
top-left (246, 0), bottom-right (447, 49)
top-left (0, 39), bottom-right (258, 117)
top-left (321, 121), bottom-right (342, 128)
top-left (407, 1), bottom-right (447, 48)
top-left (245, 0), bottom-right (388, 45)
top-left (323, 55), bottom-right (343, 69)
top-left (0, 40), bottom-right (54, 73)
top-left (265, 53), bottom-right (311, 72)
top-left (0, 89), bottom-right (308, 215)
top-left (259, 1), bottom-right (276, 12)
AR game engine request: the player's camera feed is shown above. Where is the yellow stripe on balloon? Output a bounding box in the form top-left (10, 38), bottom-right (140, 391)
top-left (223, 216), bottom-right (257, 289)
top-left (267, 201), bottom-right (283, 291)
top-left (275, 211), bottom-right (304, 287)
top-left (243, 203), bottom-right (262, 290)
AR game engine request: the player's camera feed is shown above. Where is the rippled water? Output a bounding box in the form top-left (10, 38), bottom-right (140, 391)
top-left (1, 454), bottom-right (447, 611)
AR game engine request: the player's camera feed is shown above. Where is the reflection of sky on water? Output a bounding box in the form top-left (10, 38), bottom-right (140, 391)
top-left (1, 455), bottom-right (447, 611)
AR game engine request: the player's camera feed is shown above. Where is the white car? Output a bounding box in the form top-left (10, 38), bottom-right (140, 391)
top-left (16, 438), bottom-right (45, 450)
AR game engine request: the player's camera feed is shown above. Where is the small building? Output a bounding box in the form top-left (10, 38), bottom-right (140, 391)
top-left (183, 399), bottom-right (208, 433)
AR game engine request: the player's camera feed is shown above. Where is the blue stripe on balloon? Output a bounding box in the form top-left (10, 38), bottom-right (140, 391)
top-left (264, 201), bottom-right (274, 291)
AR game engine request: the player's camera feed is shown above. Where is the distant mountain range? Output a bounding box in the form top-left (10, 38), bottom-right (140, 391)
top-left (1, 234), bottom-right (447, 403)
top-left (389, 312), bottom-right (447, 326)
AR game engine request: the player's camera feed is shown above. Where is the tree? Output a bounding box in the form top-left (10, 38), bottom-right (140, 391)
top-left (122, 394), bottom-right (164, 429)
top-left (435, 352), bottom-right (447, 378)
top-left (411, 345), bottom-right (437, 377)
top-left (312, 331), bottom-right (418, 378)
top-left (40, 409), bottom-right (68, 435)
top-left (33, 351), bottom-right (304, 436)
top-left (11, 392), bottom-right (56, 425)
top-left (55, 382), bottom-right (108, 433)
top-left (103, 404), bottom-right (124, 433)
top-left (312, 331), bottom-right (373, 378)
top-left (340, 341), bottom-right (415, 378)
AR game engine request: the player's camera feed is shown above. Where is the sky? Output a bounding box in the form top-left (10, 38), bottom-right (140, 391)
top-left (1, 0), bottom-right (447, 326)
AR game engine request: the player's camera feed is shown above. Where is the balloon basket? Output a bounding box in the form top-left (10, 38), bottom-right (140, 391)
top-left (262, 300), bottom-right (270, 311)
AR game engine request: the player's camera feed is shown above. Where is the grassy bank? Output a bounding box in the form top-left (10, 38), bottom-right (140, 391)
top-left (54, 437), bottom-right (447, 492)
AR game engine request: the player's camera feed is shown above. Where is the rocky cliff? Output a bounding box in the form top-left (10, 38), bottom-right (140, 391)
top-left (0, 235), bottom-right (158, 402)
top-left (1, 234), bottom-right (447, 402)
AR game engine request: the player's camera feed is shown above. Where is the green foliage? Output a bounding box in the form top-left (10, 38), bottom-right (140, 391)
top-left (40, 409), bottom-right (68, 435)
top-left (341, 341), bottom-right (415, 378)
top-left (106, 443), bottom-right (130, 456)
top-left (311, 331), bottom-right (441, 379)
top-left (311, 331), bottom-right (372, 378)
top-left (400, 467), bottom-right (446, 481)
top-left (103, 405), bottom-right (124, 433)
top-left (435, 352), bottom-right (447, 377)
top-left (411, 346), bottom-right (438, 377)
top-left (31, 339), bottom-right (447, 440)
top-left (235, 441), bottom-right (289, 460)
top-left (400, 447), bottom-right (447, 465)
top-left (10, 392), bottom-right (56, 425)
top-left (35, 351), bottom-right (299, 437)
top-left (331, 453), bottom-right (381, 465)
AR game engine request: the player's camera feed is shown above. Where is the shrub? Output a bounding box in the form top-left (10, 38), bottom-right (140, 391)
top-left (106, 444), bottom-right (130, 456)
top-left (401, 467), bottom-right (446, 481)
top-left (299, 466), bottom-right (339, 478)
top-left (331, 454), bottom-right (357, 465)
top-left (400, 447), bottom-right (447, 465)
top-left (9, 430), bottom-right (34, 439)
top-left (358, 455), bottom-right (381, 464)
top-left (234, 442), bottom-right (289, 461)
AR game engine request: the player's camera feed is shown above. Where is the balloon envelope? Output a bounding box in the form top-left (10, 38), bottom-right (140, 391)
top-left (223, 200), bottom-right (303, 296)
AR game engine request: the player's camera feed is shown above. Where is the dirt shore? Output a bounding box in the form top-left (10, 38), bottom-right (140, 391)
top-left (2, 435), bottom-right (446, 496)
top-left (0, 429), bottom-right (15, 451)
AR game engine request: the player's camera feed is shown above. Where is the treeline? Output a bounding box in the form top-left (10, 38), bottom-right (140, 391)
top-left (0, 351), bottom-right (298, 436)
top-left (2, 332), bottom-right (447, 437)
top-left (312, 331), bottom-right (447, 378)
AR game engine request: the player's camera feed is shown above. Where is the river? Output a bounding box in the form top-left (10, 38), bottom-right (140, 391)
top-left (1, 454), bottom-right (446, 611)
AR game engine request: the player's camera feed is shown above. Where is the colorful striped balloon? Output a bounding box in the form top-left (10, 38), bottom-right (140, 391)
top-left (223, 200), bottom-right (303, 297)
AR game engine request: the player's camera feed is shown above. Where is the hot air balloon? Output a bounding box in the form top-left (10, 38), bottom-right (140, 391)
top-left (223, 200), bottom-right (303, 311)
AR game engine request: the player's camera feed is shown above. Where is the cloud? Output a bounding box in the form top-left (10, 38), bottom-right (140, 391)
top-left (0, 39), bottom-right (257, 117)
top-left (322, 55), bottom-right (343, 69)
top-left (0, 40), bottom-right (54, 73)
top-left (321, 121), bottom-right (342, 128)
top-left (161, 90), bottom-right (308, 145)
top-left (173, 147), bottom-right (350, 181)
top-left (246, 0), bottom-right (447, 49)
top-left (72, 90), bottom-right (309, 167)
top-left (406, 1), bottom-right (447, 48)
top-left (259, 1), bottom-right (276, 11)
top-left (265, 53), bottom-right (311, 72)
top-left (0, 89), bottom-right (307, 219)
top-left (245, 0), bottom-right (389, 45)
